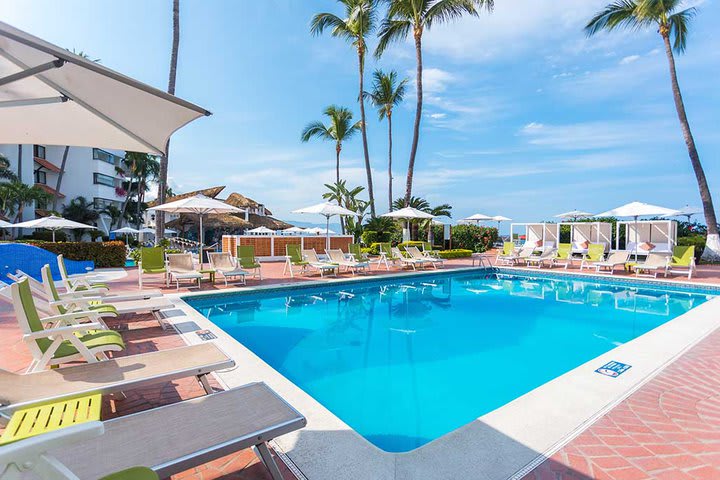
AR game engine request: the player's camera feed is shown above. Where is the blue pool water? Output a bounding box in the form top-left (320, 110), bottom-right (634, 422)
top-left (185, 271), bottom-right (714, 452)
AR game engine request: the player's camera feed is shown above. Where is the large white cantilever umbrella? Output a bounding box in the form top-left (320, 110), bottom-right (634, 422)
top-left (0, 21), bottom-right (210, 154)
top-left (12, 215), bottom-right (96, 242)
top-left (382, 207), bottom-right (434, 242)
top-left (149, 195), bottom-right (245, 266)
top-left (491, 215), bottom-right (512, 231)
top-left (663, 205), bottom-right (703, 223)
top-left (595, 201), bottom-right (679, 260)
top-left (292, 202), bottom-right (359, 251)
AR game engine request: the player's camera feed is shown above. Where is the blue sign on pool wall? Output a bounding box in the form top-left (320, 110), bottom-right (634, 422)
top-left (596, 361), bottom-right (632, 378)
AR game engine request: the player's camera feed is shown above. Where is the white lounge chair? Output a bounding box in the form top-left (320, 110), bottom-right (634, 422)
top-left (508, 247), bottom-right (536, 266)
top-left (326, 249), bottom-right (369, 275)
top-left (303, 249), bottom-right (339, 277)
top-left (208, 252), bottom-right (248, 286)
top-left (0, 383), bottom-right (305, 480)
top-left (525, 248), bottom-right (557, 269)
top-left (167, 253), bottom-right (203, 290)
top-left (391, 246), bottom-right (427, 270)
top-left (10, 279), bottom-right (125, 372)
top-left (592, 251), bottom-right (630, 275)
top-left (56, 254), bottom-right (110, 293)
top-left (634, 253), bottom-right (670, 278)
top-left (405, 246), bottom-right (444, 269)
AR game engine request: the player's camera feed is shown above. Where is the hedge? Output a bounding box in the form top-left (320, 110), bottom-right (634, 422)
top-left (678, 235), bottom-right (705, 262)
top-left (450, 225), bottom-right (498, 253)
top-left (438, 249), bottom-right (473, 259)
top-left (25, 241), bottom-right (126, 268)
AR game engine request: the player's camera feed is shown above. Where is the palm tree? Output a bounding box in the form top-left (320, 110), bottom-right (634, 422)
top-left (63, 196), bottom-right (100, 241)
top-left (586, 1), bottom-right (719, 261)
top-left (311, 0), bottom-right (378, 217)
top-left (364, 70), bottom-right (408, 211)
top-left (324, 181), bottom-right (369, 238)
top-left (425, 202), bottom-right (451, 244)
top-left (157, 0), bottom-right (181, 239)
top-left (391, 195), bottom-right (451, 241)
top-left (376, 0), bottom-right (494, 206)
top-left (301, 105), bottom-right (362, 186)
top-left (0, 155), bottom-right (18, 181)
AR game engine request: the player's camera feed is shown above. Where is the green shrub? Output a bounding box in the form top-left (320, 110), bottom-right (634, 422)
top-left (451, 225), bottom-right (498, 252)
top-left (25, 230), bottom-right (69, 242)
top-left (360, 247), bottom-right (373, 255)
top-left (25, 241), bottom-right (127, 268)
top-left (438, 249), bottom-right (473, 259)
top-left (678, 235), bottom-right (705, 262)
top-left (361, 230), bottom-right (379, 246)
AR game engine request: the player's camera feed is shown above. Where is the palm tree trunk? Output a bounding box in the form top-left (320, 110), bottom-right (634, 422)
top-left (335, 144), bottom-right (341, 187)
top-left (52, 146), bottom-right (70, 211)
top-left (357, 46), bottom-right (376, 217)
top-left (388, 111), bottom-right (393, 211)
top-left (156, 0), bottom-right (180, 240)
top-left (405, 30), bottom-right (423, 207)
top-left (662, 33), bottom-right (719, 260)
top-left (17, 145), bottom-right (22, 182)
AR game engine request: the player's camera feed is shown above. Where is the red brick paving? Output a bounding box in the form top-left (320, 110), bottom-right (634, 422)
top-left (524, 326), bottom-right (720, 480)
top-left (2, 256), bottom-right (720, 479)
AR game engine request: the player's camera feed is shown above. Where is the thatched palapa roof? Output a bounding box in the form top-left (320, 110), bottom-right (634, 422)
top-left (223, 192), bottom-right (273, 216)
top-left (147, 186), bottom-right (225, 208)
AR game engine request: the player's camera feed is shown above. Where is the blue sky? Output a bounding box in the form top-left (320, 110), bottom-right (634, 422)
top-left (2, 0), bottom-right (719, 231)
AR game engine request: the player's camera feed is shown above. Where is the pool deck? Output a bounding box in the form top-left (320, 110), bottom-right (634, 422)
top-left (1, 256), bottom-right (720, 479)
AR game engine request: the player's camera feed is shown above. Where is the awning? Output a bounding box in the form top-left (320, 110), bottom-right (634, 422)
top-left (0, 21), bottom-right (210, 154)
top-left (35, 183), bottom-right (64, 198)
top-left (33, 156), bottom-right (61, 173)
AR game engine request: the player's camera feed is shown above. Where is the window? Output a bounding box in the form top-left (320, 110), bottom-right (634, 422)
top-left (93, 172), bottom-right (116, 187)
top-left (34, 170), bottom-right (47, 185)
top-left (93, 197), bottom-right (121, 210)
top-left (33, 145), bottom-right (46, 159)
top-left (93, 148), bottom-right (122, 166)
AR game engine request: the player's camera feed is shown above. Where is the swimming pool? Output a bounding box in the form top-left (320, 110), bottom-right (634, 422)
top-left (185, 271), bottom-right (715, 453)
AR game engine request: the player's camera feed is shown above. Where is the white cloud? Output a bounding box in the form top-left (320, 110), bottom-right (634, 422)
top-left (517, 120), bottom-right (675, 150)
top-left (429, 113), bottom-right (447, 119)
top-left (619, 54), bottom-right (641, 65)
top-left (419, 67), bottom-right (456, 94)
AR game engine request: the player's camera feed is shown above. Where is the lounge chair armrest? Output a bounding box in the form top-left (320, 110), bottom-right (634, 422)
top-left (24, 321), bottom-right (105, 340)
top-left (0, 422), bottom-right (104, 464)
top-left (38, 310), bottom-right (103, 325)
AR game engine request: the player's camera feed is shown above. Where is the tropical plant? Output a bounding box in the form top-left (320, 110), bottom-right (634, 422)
top-left (302, 106), bottom-right (362, 186)
top-left (322, 180), bottom-right (369, 237)
top-left (586, 0), bottom-right (719, 261)
top-left (311, 0), bottom-right (378, 217)
top-left (363, 216), bottom-right (398, 243)
top-left (0, 182), bottom-right (52, 227)
top-left (156, 0), bottom-right (181, 239)
top-left (364, 69), bottom-right (408, 211)
top-left (391, 195), bottom-right (451, 241)
top-left (101, 204), bottom-right (123, 231)
top-left (63, 196), bottom-right (100, 241)
top-left (376, 0), bottom-right (494, 206)
top-left (119, 152), bottom-right (160, 229)
top-left (0, 154), bottom-right (18, 182)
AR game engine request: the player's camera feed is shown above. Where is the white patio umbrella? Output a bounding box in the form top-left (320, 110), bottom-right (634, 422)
top-left (111, 226), bottom-right (139, 242)
top-left (382, 207), bottom-right (434, 242)
top-left (595, 201), bottom-right (680, 260)
top-left (491, 215), bottom-right (512, 231)
top-left (12, 215), bottom-right (96, 242)
top-left (554, 210), bottom-right (594, 221)
top-left (283, 226), bottom-right (306, 235)
top-left (463, 213), bottom-right (493, 223)
top-left (0, 219), bottom-right (13, 228)
top-left (292, 202), bottom-right (359, 250)
top-left (149, 195), bottom-right (245, 266)
top-left (663, 205), bottom-right (703, 222)
top-left (0, 21), bottom-right (210, 154)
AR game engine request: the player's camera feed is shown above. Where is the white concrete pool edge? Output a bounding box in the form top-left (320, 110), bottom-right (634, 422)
top-left (162, 270), bottom-right (720, 480)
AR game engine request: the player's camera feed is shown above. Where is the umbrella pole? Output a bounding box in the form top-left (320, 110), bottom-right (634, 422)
top-left (52, 230), bottom-right (56, 243)
top-left (199, 214), bottom-right (204, 268)
top-left (326, 215), bottom-right (330, 252)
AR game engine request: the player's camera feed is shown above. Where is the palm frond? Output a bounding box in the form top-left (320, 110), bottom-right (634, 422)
top-left (301, 121), bottom-right (332, 142)
top-left (668, 7), bottom-right (696, 53)
top-left (585, 0), bottom-right (643, 36)
top-left (425, 0), bottom-right (484, 29)
top-left (375, 19), bottom-right (412, 58)
top-left (310, 12), bottom-right (355, 42)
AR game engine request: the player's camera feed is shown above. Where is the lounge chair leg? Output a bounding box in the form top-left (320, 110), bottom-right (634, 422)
top-left (255, 442), bottom-right (284, 480)
top-left (198, 373), bottom-right (214, 394)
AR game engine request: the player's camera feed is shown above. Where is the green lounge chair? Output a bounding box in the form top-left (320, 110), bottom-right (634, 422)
top-left (283, 244), bottom-right (309, 277)
top-left (667, 245), bottom-right (696, 279)
top-left (553, 243), bottom-right (573, 269)
top-left (138, 247), bottom-right (168, 289)
top-left (57, 254), bottom-right (109, 293)
top-left (496, 242), bottom-right (517, 265)
top-left (377, 243), bottom-right (400, 270)
top-left (421, 241), bottom-right (441, 258)
top-left (11, 278), bottom-right (125, 372)
top-left (348, 243), bottom-right (368, 262)
top-left (236, 245), bottom-right (263, 280)
top-left (579, 243), bottom-right (606, 270)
